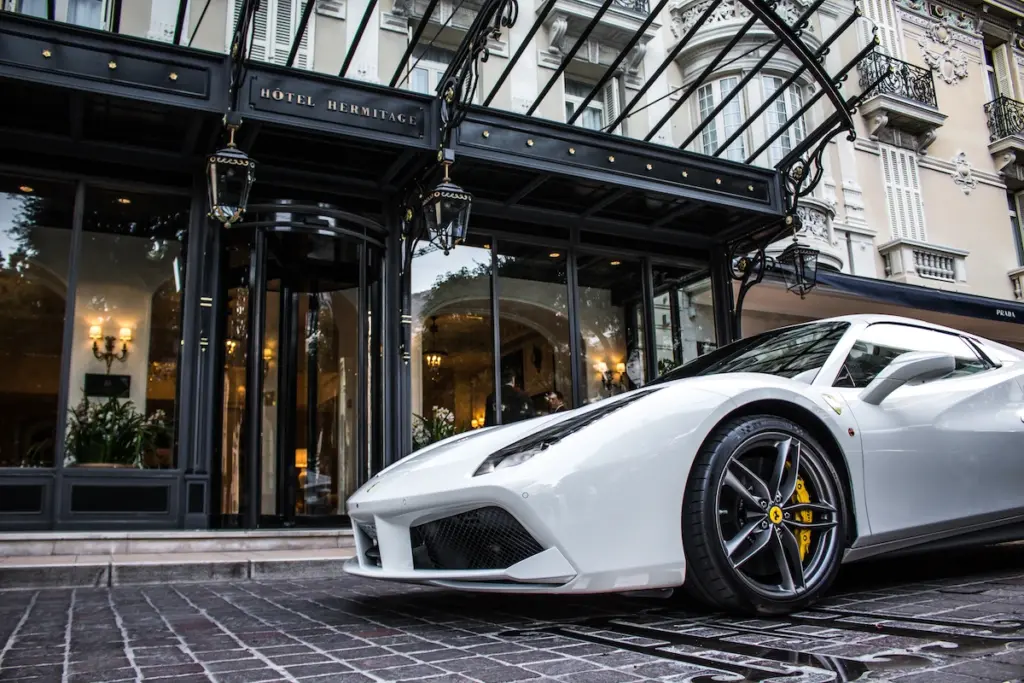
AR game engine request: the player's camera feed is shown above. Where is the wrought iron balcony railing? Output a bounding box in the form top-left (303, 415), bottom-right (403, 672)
top-left (857, 52), bottom-right (938, 109)
top-left (984, 96), bottom-right (1024, 142)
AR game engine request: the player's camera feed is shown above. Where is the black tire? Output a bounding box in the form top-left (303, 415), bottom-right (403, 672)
top-left (681, 414), bottom-right (849, 615)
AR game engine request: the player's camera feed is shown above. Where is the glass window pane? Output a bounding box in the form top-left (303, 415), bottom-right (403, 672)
top-left (410, 234), bottom-right (493, 448)
top-left (576, 254), bottom-right (646, 404)
top-left (16, 0), bottom-right (48, 17)
top-left (0, 177), bottom-right (75, 468)
top-left (834, 323), bottom-right (987, 388)
top-left (651, 268), bottom-right (717, 377)
top-left (64, 188), bottom-right (189, 469)
top-left (410, 67), bottom-right (430, 95)
top-left (582, 106), bottom-right (603, 131)
top-left (67, 0), bottom-right (105, 29)
top-left (497, 243), bottom-right (572, 420)
top-left (220, 267), bottom-right (248, 516)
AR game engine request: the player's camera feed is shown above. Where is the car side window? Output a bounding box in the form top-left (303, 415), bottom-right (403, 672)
top-left (832, 323), bottom-right (989, 389)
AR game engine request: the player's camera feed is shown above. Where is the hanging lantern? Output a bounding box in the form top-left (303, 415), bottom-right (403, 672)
top-left (421, 149), bottom-right (472, 255)
top-left (206, 118), bottom-right (256, 226)
top-left (776, 237), bottom-right (820, 299)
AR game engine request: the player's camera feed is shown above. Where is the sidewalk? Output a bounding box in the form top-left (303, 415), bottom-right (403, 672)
top-left (0, 530), bottom-right (356, 590)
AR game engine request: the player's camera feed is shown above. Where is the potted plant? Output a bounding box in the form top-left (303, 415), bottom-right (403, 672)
top-left (63, 396), bottom-right (171, 468)
top-left (411, 406), bottom-right (457, 451)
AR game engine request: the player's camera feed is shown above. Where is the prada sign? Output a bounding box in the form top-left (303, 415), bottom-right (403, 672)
top-left (247, 76), bottom-right (425, 139)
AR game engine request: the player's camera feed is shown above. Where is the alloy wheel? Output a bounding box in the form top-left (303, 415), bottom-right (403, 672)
top-left (713, 430), bottom-right (841, 600)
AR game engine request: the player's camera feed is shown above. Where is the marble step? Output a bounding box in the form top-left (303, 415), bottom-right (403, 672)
top-left (0, 528), bottom-right (355, 557)
top-left (0, 548), bottom-right (355, 590)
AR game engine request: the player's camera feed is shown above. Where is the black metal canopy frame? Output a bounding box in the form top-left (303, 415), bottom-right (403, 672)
top-left (208, 0), bottom-right (887, 344)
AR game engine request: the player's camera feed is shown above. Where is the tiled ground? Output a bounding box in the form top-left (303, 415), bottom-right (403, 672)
top-left (4, 545), bottom-right (1024, 683)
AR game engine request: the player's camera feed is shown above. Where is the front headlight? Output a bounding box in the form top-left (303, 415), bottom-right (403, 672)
top-left (473, 443), bottom-right (549, 476)
top-left (472, 387), bottom-right (662, 477)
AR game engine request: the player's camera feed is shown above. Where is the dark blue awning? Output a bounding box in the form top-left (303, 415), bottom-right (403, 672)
top-left (814, 269), bottom-right (1024, 326)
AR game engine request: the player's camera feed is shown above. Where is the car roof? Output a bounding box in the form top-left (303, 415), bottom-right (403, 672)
top-left (787, 314), bottom-right (1024, 358)
top-left (811, 313), bottom-right (971, 336)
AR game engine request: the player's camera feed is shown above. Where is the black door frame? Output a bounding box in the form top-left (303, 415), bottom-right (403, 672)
top-left (215, 208), bottom-right (386, 529)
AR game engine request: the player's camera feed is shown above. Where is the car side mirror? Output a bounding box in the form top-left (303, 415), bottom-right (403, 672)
top-left (858, 351), bottom-right (956, 406)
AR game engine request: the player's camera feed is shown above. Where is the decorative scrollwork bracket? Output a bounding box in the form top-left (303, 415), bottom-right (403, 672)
top-left (436, 0), bottom-right (518, 155)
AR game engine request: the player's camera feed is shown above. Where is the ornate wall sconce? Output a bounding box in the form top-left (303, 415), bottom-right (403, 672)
top-left (91, 325), bottom-right (131, 374)
top-left (594, 360), bottom-right (626, 391)
top-left (262, 346), bottom-right (273, 378)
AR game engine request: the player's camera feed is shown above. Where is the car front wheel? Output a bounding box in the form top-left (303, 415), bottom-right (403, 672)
top-left (681, 414), bottom-right (848, 615)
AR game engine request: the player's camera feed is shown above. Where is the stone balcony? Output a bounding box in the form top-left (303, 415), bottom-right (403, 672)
top-left (539, 0), bottom-right (661, 86)
top-left (766, 197), bottom-right (844, 272)
top-left (984, 96), bottom-right (1024, 191)
top-left (878, 238), bottom-right (968, 286)
top-left (1010, 266), bottom-right (1024, 299)
top-left (857, 52), bottom-right (946, 155)
top-left (666, 0), bottom-right (822, 77)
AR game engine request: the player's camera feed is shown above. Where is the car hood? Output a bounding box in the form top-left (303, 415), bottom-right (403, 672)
top-left (349, 372), bottom-right (811, 503)
top-left (350, 389), bottom-right (660, 500)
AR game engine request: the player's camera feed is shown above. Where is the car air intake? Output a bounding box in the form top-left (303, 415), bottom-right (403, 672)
top-left (410, 506), bottom-right (544, 570)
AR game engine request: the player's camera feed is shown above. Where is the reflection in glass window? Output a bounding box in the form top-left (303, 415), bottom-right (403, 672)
top-left (576, 255), bottom-right (646, 404)
top-left (0, 177), bottom-right (75, 468)
top-left (654, 321), bottom-right (849, 385)
top-left (410, 235), bottom-right (494, 449)
top-left (651, 268), bottom-right (716, 377)
top-left (497, 243), bottom-right (572, 422)
top-left (64, 188), bottom-right (189, 469)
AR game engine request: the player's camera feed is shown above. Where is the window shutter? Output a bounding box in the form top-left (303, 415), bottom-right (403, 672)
top-left (271, 0), bottom-right (293, 65)
top-left (880, 144), bottom-right (927, 242)
top-left (291, 0), bottom-right (315, 69)
top-left (862, 0), bottom-right (902, 59)
top-left (993, 43), bottom-right (1017, 99)
top-left (602, 77), bottom-right (620, 134)
top-left (227, 0), bottom-right (269, 62)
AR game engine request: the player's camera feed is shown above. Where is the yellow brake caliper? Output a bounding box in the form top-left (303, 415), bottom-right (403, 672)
top-left (791, 477), bottom-right (812, 560)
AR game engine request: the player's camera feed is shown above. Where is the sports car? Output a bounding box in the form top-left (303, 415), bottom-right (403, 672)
top-left (344, 314), bottom-right (1024, 614)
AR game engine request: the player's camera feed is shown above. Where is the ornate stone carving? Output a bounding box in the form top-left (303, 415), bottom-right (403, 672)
top-left (949, 151), bottom-right (977, 195)
top-left (391, 0), bottom-right (413, 16)
top-left (996, 150), bottom-right (1018, 175)
top-left (796, 204), bottom-right (830, 242)
top-left (894, 0), bottom-right (977, 33)
top-left (547, 13), bottom-right (570, 54)
top-left (670, 0), bottom-right (750, 39)
top-left (919, 22), bottom-right (970, 85)
top-left (867, 111), bottom-right (888, 140)
top-left (928, 2), bottom-right (975, 32)
top-left (625, 43), bottom-right (647, 74)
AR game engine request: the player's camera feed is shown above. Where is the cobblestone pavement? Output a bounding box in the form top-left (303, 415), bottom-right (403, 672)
top-left (4, 545), bottom-right (1024, 683)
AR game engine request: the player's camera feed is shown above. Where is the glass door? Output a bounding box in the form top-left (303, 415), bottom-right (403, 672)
top-left (216, 221), bottom-right (379, 528)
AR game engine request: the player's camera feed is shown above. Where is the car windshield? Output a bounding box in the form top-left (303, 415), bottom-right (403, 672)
top-left (650, 320), bottom-right (850, 385)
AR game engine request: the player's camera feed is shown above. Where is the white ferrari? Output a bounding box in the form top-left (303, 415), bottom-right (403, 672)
top-left (344, 314), bottom-right (1024, 614)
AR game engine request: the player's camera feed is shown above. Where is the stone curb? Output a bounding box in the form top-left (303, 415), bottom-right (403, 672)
top-left (0, 553), bottom-right (354, 590)
top-left (0, 529), bottom-right (355, 557)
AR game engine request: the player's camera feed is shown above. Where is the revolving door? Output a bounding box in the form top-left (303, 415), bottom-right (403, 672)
top-left (216, 202), bottom-right (384, 528)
